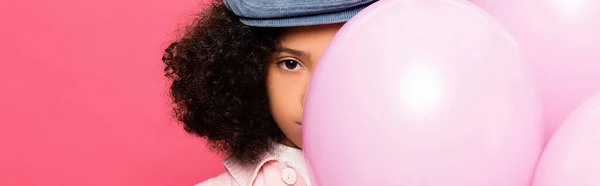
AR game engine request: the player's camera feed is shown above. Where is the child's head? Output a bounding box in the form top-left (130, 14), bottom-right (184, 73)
top-left (162, 2), bottom-right (342, 163)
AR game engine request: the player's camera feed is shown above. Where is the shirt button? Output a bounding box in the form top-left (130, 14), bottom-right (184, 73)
top-left (281, 167), bottom-right (297, 185)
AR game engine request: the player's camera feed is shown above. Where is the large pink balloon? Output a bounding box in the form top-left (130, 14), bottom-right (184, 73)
top-left (532, 92), bottom-right (600, 186)
top-left (302, 0), bottom-right (543, 185)
top-left (470, 0), bottom-right (600, 141)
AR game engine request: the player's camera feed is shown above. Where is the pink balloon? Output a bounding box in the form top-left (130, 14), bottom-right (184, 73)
top-left (302, 0), bottom-right (543, 185)
top-left (532, 92), bottom-right (600, 186)
top-left (470, 0), bottom-right (600, 141)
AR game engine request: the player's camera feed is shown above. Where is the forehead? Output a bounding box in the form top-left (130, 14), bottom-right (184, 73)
top-left (279, 23), bottom-right (344, 58)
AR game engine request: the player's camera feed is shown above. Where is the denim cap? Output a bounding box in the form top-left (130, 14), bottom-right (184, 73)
top-left (223, 0), bottom-right (377, 27)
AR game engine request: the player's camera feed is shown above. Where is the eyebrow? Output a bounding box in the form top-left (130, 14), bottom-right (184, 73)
top-left (276, 47), bottom-right (310, 58)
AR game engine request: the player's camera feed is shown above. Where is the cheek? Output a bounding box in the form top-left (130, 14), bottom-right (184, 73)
top-left (268, 72), bottom-right (304, 106)
top-left (267, 68), bottom-right (306, 121)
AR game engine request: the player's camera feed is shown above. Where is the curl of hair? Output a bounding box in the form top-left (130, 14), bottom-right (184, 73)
top-left (162, 2), bottom-right (284, 164)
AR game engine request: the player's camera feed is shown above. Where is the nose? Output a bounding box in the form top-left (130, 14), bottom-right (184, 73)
top-left (302, 75), bottom-right (310, 108)
top-left (301, 85), bottom-right (307, 108)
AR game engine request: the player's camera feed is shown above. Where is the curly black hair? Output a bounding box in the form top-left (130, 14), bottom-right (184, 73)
top-left (162, 2), bottom-right (284, 164)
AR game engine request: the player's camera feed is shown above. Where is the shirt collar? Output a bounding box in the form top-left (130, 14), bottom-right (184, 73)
top-left (222, 143), bottom-right (307, 186)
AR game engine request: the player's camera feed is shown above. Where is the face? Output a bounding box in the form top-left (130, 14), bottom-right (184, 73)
top-left (267, 23), bottom-right (343, 149)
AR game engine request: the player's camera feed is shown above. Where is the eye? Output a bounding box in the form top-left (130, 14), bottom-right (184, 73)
top-left (278, 59), bottom-right (305, 72)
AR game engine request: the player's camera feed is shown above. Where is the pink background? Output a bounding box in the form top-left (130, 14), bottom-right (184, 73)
top-left (0, 0), bottom-right (224, 185)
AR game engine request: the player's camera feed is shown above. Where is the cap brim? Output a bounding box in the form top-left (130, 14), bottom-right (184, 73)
top-left (239, 4), bottom-right (370, 27)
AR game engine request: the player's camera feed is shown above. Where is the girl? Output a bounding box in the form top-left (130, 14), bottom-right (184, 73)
top-left (162, 0), bottom-right (376, 185)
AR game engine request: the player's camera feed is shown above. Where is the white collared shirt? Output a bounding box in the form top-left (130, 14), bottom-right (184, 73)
top-left (196, 143), bottom-right (311, 186)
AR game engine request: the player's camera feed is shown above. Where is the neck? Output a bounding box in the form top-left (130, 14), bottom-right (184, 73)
top-left (281, 138), bottom-right (300, 149)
